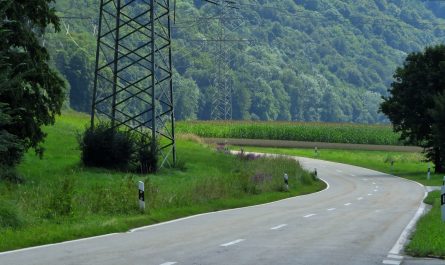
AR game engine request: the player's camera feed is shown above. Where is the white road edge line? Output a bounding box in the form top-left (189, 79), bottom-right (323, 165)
top-left (327, 208), bottom-right (336, 211)
top-left (270, 224), bottom-right (287, 230)
top-left (0, 233), bottom-right (120, 256)
top-left (221, 239), bottom-right (245, 247)
top-left (387, 254), bottom-right (403, 259)
top-left (389, 186), bottom-right (427, 255)
top-left (160, 262), bottom-right (177, 265)
top-left (304, 214), bottom-right (316, 218)
top-left (382, 260), bottom-right (401, 265)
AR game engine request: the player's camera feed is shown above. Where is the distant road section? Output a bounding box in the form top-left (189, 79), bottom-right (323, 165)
top-left (204, 138), bottom-right (423, 152)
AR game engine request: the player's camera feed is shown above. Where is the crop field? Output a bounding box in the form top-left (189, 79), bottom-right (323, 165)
top-left (176, 121), bottom-right (401, 145)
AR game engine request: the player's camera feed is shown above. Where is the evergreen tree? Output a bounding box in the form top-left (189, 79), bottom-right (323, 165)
top-left (0, 0), bottom-right (66, 178)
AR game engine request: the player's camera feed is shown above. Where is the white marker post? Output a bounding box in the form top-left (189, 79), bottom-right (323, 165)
top-left (314, 168), bottom-right (318, 180)
top-left (284, 173), bottom-right (289, 191)
top-left (427, 166), bottom-right (431, 180)
top-left (138, 181), bottom-right (145, 211)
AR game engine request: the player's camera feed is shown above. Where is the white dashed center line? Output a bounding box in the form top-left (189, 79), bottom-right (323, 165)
top-left (221, 239), bottom-right (245, 247)
top-left (344, 203), bottom-right (352, 206)
top-left (270, 224), bottom-right (287, 230)
top-left (327, 208), bottom-right (336, 211)
top-left (304, 214), bottom-right (316, 218)
top-left (357, 197), bottom-right (363, 200)
top-left (350, 174), bottom-right (356, 177)
top-left (160, 262), bottom-right (177, 265)
top-left (374, 189), bottom-right (378, 192)
top-left (368, 193), bottom-right (373, 196)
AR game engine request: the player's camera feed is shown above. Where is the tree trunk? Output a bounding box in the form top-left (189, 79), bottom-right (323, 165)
top-left (434, 147), bottom-right (444, 174)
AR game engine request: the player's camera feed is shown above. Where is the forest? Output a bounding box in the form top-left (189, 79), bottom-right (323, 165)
top-left (46, 0), bottom-right (445, 123)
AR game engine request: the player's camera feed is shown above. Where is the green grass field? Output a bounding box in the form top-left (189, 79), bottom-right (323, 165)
top-left (0, 111), bottom-right (325, 252)
top-left (177, 121), bottom-right (401, 145)
top-left (231, 145), bottom-right (445, 258)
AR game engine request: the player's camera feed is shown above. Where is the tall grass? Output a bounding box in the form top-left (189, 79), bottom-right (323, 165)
top-left (176, 121), bottom-right (401, 145)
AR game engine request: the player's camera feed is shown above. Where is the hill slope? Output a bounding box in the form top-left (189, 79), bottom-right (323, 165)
top-left (47, 0), bottom-right (445, 123)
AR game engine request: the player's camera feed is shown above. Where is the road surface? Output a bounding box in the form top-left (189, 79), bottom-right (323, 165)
top-left (0, 156), bottom-right (426, 265)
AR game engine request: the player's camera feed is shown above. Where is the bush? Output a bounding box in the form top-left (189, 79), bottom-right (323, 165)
top-left (0, 166), bottom-right (24, 184)
top-left (78, 123), bottom-right (158, 173)
top-left (78, 123), bottom-right (135, 170)
top-left (0, 200), bottom-right (23, 229)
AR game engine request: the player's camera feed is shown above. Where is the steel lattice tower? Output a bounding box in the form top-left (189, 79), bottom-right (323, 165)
top-left (207, 0), bottom-right (245, 120)
top-left (91, 0), bottom-right (176, 169)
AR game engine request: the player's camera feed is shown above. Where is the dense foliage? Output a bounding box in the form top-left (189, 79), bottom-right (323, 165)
top-left (381, 45), bottom-right (445, 173)
top-left (79, 123), bottom-right (158, 173)
top-left (177, 121), bottom-right (400, 145)
top-left (47, 0), bottom-right (445, 123)
top-left (0, 0), bottom-right (66, 180)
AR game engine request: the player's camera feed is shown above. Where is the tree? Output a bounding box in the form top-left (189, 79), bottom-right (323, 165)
top-left (380, 45), bottom-right (445, 173)
top-left (0, 0), bottom-right (65, 177)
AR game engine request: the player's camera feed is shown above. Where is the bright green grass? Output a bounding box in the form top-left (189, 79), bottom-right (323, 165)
top-left (0, 111), bottom-right (325, 252)
top-left (406, 191), bottom-right (445, 257)
top-left (232, 145), bottom-right (445, 257)
top-left (176, 120), bottom-right (401, 145)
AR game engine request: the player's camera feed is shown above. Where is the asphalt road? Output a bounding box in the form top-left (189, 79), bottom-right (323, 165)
top-left (0, 156), bottom-right (426, 265)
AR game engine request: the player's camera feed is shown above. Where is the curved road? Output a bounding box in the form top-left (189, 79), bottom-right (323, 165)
top-left (0, 156), bottom-right (425, 265)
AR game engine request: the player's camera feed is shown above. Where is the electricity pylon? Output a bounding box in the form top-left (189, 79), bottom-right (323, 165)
top-left (91, 0), bottom-right (176, 169)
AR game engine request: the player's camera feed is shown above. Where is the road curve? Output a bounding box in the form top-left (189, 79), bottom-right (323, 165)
top-left (0, 156), bottom-right (425, 265)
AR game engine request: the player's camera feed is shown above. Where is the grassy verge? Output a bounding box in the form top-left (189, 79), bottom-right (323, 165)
top-left (231, 145), bottom-right (445, 257)
top-left (406, 191), bottom-right (445, 258)
top-left (0, 111), bottom-right (325, 252)
top-left (230, 146), bottom-right (443, 186)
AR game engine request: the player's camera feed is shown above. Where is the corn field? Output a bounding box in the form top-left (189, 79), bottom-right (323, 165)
top-left (176, 121), bottom-right (401, 145)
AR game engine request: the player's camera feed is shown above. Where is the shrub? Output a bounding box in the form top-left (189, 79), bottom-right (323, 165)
top-left (78, 123), bottom-right (158, 173)
top-left (78, 123), bottom-right (135, 170)
top-left (0, 166), bottom-right (23, 184)
top-left (0, 200), bottom-right (24, 229)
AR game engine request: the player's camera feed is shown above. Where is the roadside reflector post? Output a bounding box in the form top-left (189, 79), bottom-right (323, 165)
top-left (284, 173), bottom-right (289, 191)
top-left (427, 166), bottom-right (431, 180)
top-left (314, 168), bottom-right (318, 179)
top-left (314, 146), bottom-right (318, 157)
top-left (441, 185), bottom-right (445, 222)
top-left (138, 181), bottom-right (145, 211)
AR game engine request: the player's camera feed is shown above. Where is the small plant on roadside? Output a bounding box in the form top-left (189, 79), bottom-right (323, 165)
top-left (0, 200), bottom-right (24, 229)
top-left (45, 177), bottom-right (75, 219)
